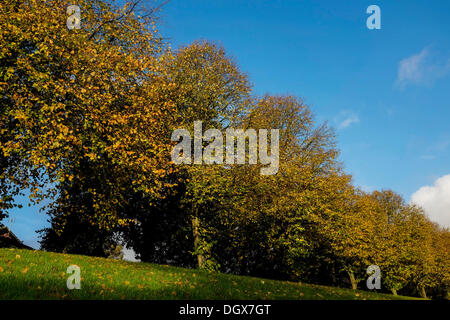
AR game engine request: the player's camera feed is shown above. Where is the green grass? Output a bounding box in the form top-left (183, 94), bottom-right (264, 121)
top-left (0, 248), bottom-right (418, 300)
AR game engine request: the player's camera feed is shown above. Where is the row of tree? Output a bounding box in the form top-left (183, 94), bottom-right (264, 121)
top-left (1, 0), bottom-right (448, 299)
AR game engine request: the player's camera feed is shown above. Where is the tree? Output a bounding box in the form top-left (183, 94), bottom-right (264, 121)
top-left (1, 0), bottom-right (177, 231)
top-left (370, 190), bottom-right (444, 297)
top-left (315, 189), bottom-right (383, 290)
top-left (369, 190), bottom-right (417, 295)
top-left (155, 41), bottom-right (251, 269)
top-left (429, 224), bottom-right (450, 299)
top-left (188, 95), bottom-right (347, 280)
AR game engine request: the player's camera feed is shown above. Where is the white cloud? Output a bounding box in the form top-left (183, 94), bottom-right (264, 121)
top-left (335, 111), bottom-right (360, 130)
top-left (411, 174), bottom-right (450, 228)
top-left (396, 47), bottom-right (450, 88)
top-left (396, 48), bottom-right (429, 86)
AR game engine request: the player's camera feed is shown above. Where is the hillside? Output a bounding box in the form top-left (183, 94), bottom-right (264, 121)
top-left (0, 248), bottom-right (418, 300)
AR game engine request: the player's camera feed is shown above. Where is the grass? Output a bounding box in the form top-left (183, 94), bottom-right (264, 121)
top-left (0, 248), bottom-right (419, 300)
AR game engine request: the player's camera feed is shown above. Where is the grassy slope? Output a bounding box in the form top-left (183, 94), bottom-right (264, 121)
top-left (0, 248), bottom-right (417, 300)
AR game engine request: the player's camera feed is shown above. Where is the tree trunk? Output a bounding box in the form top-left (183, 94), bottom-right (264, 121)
top-left (419, 285), bottom-right (427, 299)
top-left (331, 266), bottom-right (337, 286)
top-left (191, 215), bottom-right (206, 269)
top-left (391, 288), bottom-right (397, 296)
top-left (348, 271), bottom-right (358, 290)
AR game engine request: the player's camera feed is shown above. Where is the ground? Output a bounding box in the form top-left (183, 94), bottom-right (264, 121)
top-left (0, 248), bottom-right (419, 300)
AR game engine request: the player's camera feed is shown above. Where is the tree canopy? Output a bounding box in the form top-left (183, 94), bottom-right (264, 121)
top-left (1, 0), bottom-right (448, 299)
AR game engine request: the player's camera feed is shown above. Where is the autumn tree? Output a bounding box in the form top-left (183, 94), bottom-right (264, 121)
top-left (182, 95), bottom-right (348, 279)
top-left (2, 0), bottom-right (447, 300)
top-left (154, 41), bottom-right (250, 269)
top-left (1, 0), bottom-right (177, 232)
top-left (368, 190), bottom-right (448, 298)
top-left (429, 224), bottom-right (450, 299)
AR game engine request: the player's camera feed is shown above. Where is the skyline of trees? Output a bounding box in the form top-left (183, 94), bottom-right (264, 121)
top-left (0, 0), bottom-right (448, 299)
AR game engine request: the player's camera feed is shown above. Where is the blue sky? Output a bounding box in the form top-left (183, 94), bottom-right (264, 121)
top-left (5, 0), bottom-right (450, 248)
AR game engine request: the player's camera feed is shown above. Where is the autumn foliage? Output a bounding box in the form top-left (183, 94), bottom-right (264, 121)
top-left (0, 0), bottom-right (448, 299)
